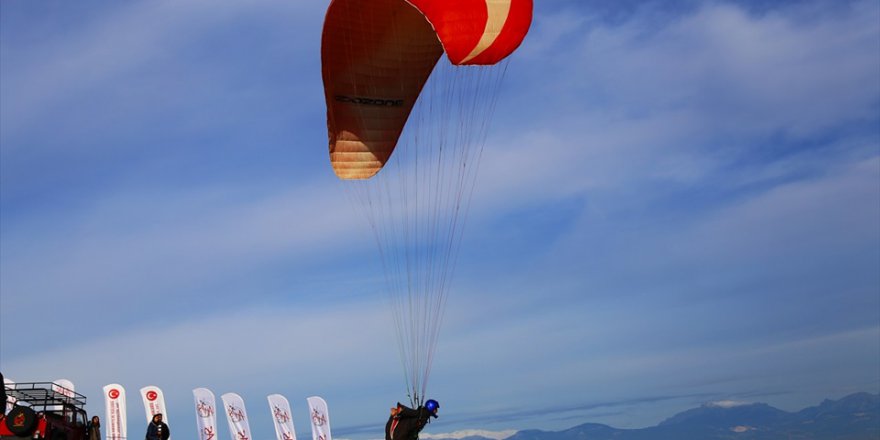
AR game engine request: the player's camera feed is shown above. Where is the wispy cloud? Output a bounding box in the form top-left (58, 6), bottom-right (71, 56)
top-left (1, 0), bottom-right (878, 438)
top-left (0, 0), bottom-right (320, 144)
top-left (479, 0), bottom-right (879, 206)
top-left (422, 429), bottom-right (517, 440)
top-left (0, 179), bottom-right (375, 355)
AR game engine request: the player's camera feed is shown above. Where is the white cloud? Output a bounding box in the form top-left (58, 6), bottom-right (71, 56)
top-left (654, 155), bottom-right (880, 274)
top-left (0, 0), bottom-right (321, 146)
top-left (421, 429), bottom-right (518, 440)
top-left (0, 175), bottom-right (382, 363)
top-left (17, 301), bottom-right (385, 376)
top-left (707, 400), bottom-right (750, 408)
top-left (2, 1), bottom-right (878, 438)
top-left (479, 0), bottom-right (879, 210)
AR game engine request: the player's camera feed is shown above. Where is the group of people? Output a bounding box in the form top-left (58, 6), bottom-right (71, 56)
top-left (86, 413), bottom-right (168, 440)
top-left (2, 370), bottom-right (431, 440)
top-left (104, 401), bottom-right (431, 440)
top-left (85, 413), bottom-right (168, 440)
top-left (100, 400), bottom-right (432, 440)
top-left (92, 399), bottom-right (427, 440)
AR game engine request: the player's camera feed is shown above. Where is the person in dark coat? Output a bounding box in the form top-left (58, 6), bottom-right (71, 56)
top-left (145, 413), bottom-right (170, 440)
top-left (385, 399), bottom-right (439, 440)
top-left (87, 415), bottom-right (101, 440)
top-left (0, 371), bottom-right (7, 416)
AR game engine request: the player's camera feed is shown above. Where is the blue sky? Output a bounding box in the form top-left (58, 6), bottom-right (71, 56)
top-left (1, 0), bottom-right (878, 439)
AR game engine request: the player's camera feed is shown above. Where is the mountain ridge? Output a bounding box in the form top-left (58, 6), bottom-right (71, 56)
top-left (428, 392), bottom-right (880, 440)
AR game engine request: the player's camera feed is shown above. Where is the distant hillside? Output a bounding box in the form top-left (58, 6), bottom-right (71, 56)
top-left (430, 392), bottom-right (880, 440)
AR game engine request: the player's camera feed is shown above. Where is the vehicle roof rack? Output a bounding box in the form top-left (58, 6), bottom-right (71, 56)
top-left (5, 381), bottom-right (87, 410)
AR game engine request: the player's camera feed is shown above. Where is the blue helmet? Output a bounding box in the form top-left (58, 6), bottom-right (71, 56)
top-left (425, 399), bottom-right (439, 413)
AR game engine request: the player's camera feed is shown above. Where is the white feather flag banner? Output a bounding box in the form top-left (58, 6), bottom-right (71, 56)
top-left (51, 379), bottom-right (75, 412)
top-left (267, 394), bottom-right (297, 440)
top-left (104, 384), bottom-right (128, 440)
top-left (52, 379), bottom-right (75, 398)
top-left (193, 388), bottom-right (219, 440)
top-left (221, 393), bottom-right (253, 440)
top-left (141, 386), bottom-right (170, 440)
top-left (306, 396), bottom-right (332, 440)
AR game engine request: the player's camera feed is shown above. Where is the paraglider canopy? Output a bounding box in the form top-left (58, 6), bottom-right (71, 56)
top-left (321, 0), bottom-right (532, 407)
top-left (322, 0), bottom-right (533, 179)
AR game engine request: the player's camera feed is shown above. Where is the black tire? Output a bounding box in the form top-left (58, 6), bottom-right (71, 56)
top-left (4, 406), bottom-right (38, 437)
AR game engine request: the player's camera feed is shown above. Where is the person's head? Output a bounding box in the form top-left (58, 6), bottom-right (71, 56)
top-left (92, 415), bottom-right (100, 424)
top-left (425, 399), bottom-right (439, 417)
top-left (152, 414), bottom-right (163, 423)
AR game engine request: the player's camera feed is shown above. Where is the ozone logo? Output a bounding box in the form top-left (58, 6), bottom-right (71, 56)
top-left (227, 405), bottom-right (245, 423)
top-left (146, 391), bottom-right (158, 401)
top-left (108, 389), bottom-right (120, 399)
top-left (311, 409), bottom-right (326, 426)
top-left (273, 406), bottom-right (291, 423)
top-left (197, 400), bottom-right (215, 418)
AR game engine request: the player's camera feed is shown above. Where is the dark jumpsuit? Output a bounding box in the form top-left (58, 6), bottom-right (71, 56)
top-left (385, 404), bottom-right (433, 440)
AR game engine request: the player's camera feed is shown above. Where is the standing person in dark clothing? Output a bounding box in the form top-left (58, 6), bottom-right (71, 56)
top-left (145, 413), bottom-right (170, 440)
top-left (87, 415), bottom-right (101, 440)
top-left (385, 399), bottom-right (439, 440)
top-left (0, 372), bottom-right (7, 416)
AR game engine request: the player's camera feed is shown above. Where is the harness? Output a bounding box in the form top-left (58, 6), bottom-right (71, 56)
top-left (390, 417), bottom-right (401, 440)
